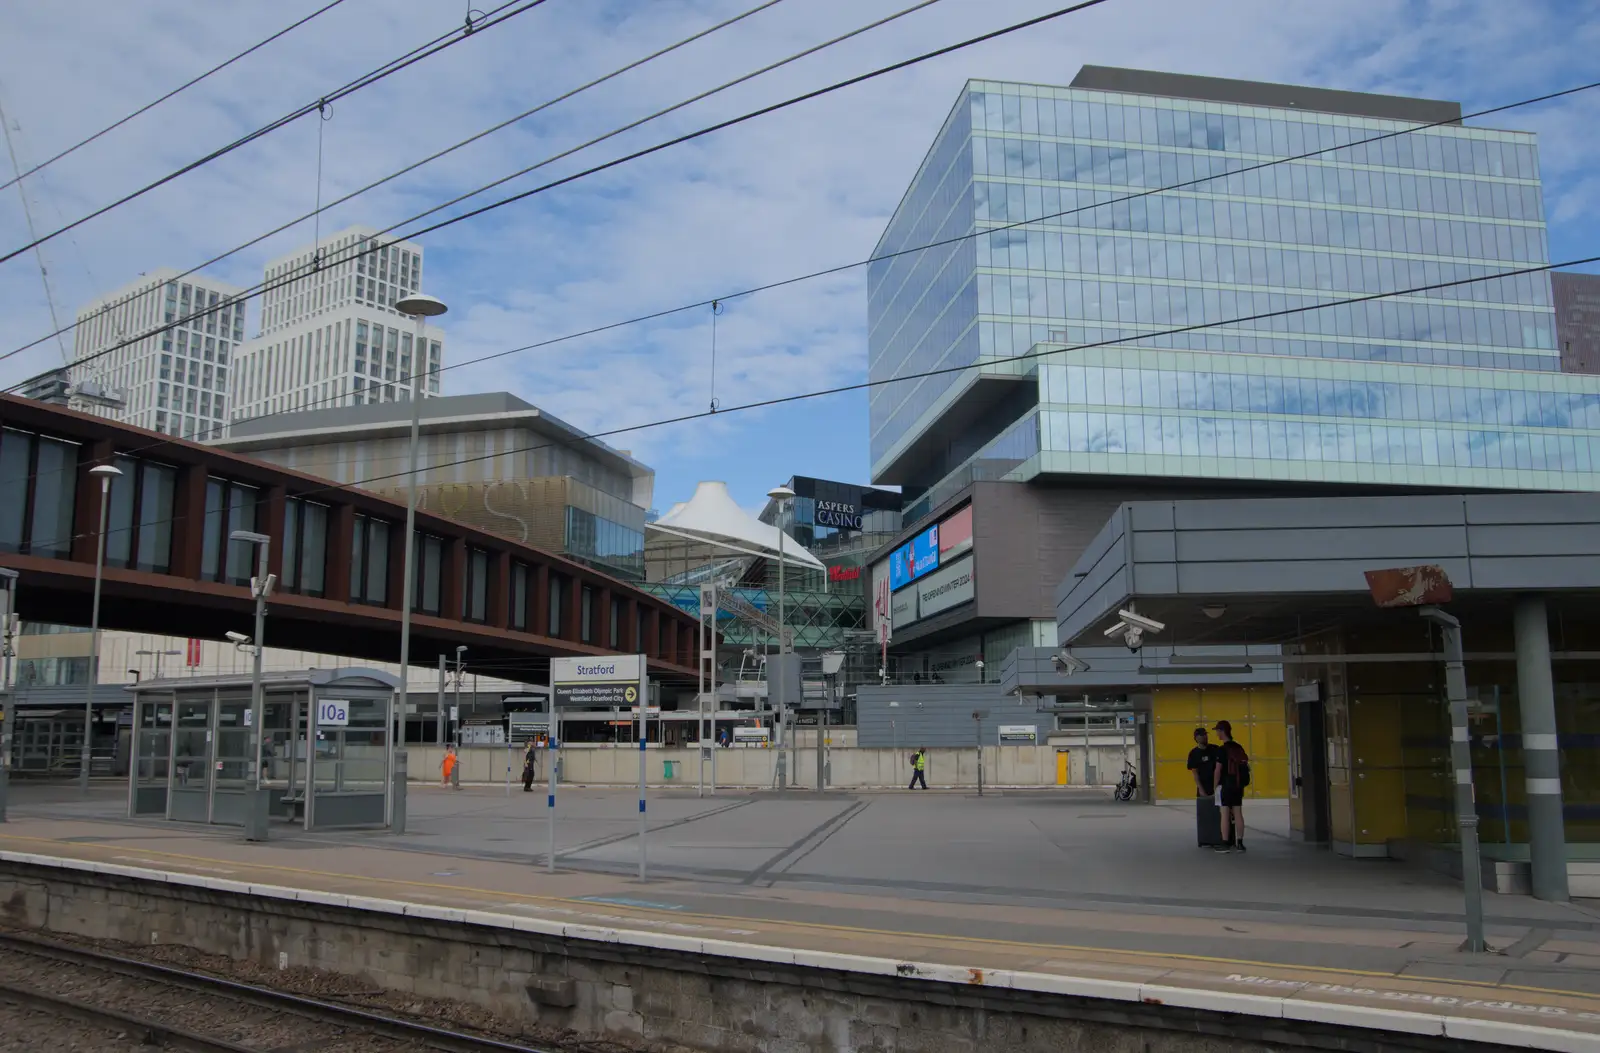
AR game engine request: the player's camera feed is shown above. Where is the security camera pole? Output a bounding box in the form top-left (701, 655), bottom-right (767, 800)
top-left (1364, 565), bottom-right (1485, 953)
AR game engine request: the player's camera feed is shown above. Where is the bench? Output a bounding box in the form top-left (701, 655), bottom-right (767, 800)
top-left (280, 794), bottom-right (306, 821)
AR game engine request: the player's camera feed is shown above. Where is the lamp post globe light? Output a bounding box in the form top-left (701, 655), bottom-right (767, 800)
top-left (394, 294), bottom-right (447, 811)
top-left (766, 484), bottom-right (795, 788)
top-left (135, 648), bottom-right (182, 680)
top-left (81, 462), bottom-right (123, 790)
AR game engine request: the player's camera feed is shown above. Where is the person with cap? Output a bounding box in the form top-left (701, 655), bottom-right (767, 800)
top-left (1211, 720), bottom-right (1250, 853)
top-left (1187, 726), bottom-right (1223, 848)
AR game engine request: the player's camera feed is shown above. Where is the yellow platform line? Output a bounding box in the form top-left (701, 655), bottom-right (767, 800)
top-left (1, 832), bottom-right (1594, 1004)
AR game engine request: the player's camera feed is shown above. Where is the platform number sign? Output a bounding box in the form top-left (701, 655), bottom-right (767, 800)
top-left (316, 699), bottom-right (350, 727)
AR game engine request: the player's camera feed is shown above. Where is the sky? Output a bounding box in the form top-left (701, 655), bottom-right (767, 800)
top-left (1, 0), bottom-right (1597, 515)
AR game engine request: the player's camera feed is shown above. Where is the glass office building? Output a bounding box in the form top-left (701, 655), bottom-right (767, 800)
top-left (868, 67), bottom-right (1600, 506)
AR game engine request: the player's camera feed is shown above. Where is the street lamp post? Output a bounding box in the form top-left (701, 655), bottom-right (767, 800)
top-left (393, 294), bottom-right (448, 810)
top-left (453, 645), bottom-right (466, 750)
top-left (229, 530), bottom-right (272, 841)
top-left (135, 648), bottom-right (182, 680)
top-left (0, 568), bottom-right (18, 822)
top-left (81, 463), bottom-right (123, 790)
top-left (766, 484), bottom-right (795, 790)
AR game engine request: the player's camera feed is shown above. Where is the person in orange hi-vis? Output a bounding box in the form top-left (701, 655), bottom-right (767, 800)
top-left (441, 745), bottom-right (460, 790)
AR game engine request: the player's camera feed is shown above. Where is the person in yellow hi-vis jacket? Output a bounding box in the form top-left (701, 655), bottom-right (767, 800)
top-left (908, 747), bottom-right (928, 790)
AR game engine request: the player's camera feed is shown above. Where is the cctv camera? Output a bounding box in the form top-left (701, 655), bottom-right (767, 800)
top-left (225, 631), bottom-right (250, 645)
top-left (1116, 609), bottom-right (1166, 633)
top-left (1051, 651), bottom-right (1088, 674)
top-left (1123, 627), bottom-right (1145, 652)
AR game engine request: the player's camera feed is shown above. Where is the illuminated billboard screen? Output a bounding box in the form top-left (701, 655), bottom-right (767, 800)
top-left (890, 525), bottom-right (940, 591)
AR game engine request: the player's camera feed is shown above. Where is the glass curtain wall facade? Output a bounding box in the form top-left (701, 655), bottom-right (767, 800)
top-left (869, 74), bottom-right (1600, 495)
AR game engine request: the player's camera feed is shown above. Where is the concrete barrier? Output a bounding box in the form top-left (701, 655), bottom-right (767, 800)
top-left (405, 745), bottom-right (1104, 790)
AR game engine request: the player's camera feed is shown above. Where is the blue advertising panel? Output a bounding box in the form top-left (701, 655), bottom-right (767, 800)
top-left (910, 525), bottom-right (939, 579)
top-left (889, 543), bottom-right (913, 591)
top-left (890, 526), bottom-right (940, 591)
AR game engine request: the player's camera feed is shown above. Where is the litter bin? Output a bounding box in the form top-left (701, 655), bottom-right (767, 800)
top-left (663, 760), bottom-right (676, 780)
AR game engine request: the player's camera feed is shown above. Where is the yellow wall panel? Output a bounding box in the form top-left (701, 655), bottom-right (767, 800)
top-left (1352, 769), bottom-right (1408, 843)
top-left (1154, 760), bottom-right (1193, 801)
top-left (1350, 697), bottom-right (1407, 768)
top-left (1152, 687), bottom-right (1201, 721)
top-left (1198, 688), bottom-right (1251, 724)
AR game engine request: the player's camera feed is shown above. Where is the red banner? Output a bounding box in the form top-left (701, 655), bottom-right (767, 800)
top-left (186, 638), bottom-right (202, 667)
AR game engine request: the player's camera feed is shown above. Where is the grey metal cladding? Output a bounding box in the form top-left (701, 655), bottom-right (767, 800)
top-left (1067, 65), bottom-right (1462, 124)
top-left (1169, 494), bottom-right (1466, 531)
top-left (1172, 525), bottom-right (1469, 564)
top-left (1468, 524), bottom-right (1600, 558)
top-left (1128, 501), bottom-right (1176, 531)
top-left (1464, 493), bottom-right (1600, 526)
top-left (1172, 557), bottom-right (1475, 597)
top-left (1054, 505), bottom-right (1130, 606)
top-left (1469, 556), bottom-right (1600, 591)
top-left (1131, 530), bottom-right (1176, 564)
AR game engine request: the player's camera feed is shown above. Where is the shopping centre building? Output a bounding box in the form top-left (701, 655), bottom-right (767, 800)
top-left (860, 67), bottom-right (1600, 808)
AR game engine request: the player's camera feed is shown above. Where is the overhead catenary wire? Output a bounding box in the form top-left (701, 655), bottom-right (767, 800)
top-left (2, 0), bottom-right (1101, 383)
top-left (0, 0), bottom-right (351, 195)
top-left (9, 72), bottom-right (1595, 478)
top-left (17, 250), bottom-right (1599, 554)
top-left (0, 0), bottom-right (792, 375)
top-left (0, 93), bottom-right (71, 366)
top-left (0, 0), bottom-right (549, 268)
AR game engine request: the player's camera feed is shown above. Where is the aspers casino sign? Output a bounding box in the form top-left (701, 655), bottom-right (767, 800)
top-left (815, 500), bottom-right (862, 530)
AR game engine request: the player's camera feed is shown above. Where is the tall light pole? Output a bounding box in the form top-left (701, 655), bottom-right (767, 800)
top-left (766, 484), bottom-right (794, 790)
top-left (81, 462), bottom-right (122, 790)
top-left (453, 645), bottom-right (466, 748)
top-left (229, 531), bottom-right (272, 840)
top-left (0, 567), bottom-right (18, 821)
top-left (393, 293), bottom-right (448, 775)
top-left (135, 648), bottom-right (182, 680)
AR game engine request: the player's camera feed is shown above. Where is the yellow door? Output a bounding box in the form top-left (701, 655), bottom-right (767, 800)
top-left (1055, 750), bottom-right (1070, 785)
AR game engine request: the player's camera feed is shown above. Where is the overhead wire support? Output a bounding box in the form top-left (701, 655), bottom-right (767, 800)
top-left (0, 0), bottom-right (351, 195)
top-left (0, 0), bottom-right (550, 267)
top-left (0, 0), bottom-right (794, 371)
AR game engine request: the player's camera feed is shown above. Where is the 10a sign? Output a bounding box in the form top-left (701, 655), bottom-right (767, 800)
top-left (316, 699), bottom-right (350, 727)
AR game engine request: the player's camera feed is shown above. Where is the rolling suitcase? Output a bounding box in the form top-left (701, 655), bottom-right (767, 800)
top-left (1196, 795), bottom-right (1224, 847)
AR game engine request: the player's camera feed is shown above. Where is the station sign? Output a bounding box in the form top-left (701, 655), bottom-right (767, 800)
top-left (998, 724), bottom-right (1038, 744)
top-left (316, 699), bottom-right (350, 727)
top-left (550, 654), bottom-right (646, 708)
top-left (733, 726), bottom-right (771, 744)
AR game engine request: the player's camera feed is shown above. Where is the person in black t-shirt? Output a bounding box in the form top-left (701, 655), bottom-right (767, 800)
top-left (1187, 727), bottom-right (1220, 796)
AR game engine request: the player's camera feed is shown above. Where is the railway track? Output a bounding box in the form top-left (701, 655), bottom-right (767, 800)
top-left (0, 929), bottom-right (553, 1053)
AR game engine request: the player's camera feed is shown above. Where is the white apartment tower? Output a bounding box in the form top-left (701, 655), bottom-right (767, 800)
top-left (70, 268), bottom-right (247, 439)
top-left (231, 225), bottom-right (444, 426)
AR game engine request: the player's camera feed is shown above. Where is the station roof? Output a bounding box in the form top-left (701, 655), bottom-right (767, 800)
top-left (1056, 493), bottom-right (1600, 649)
top-left (648, 481), bottom-right (825, 572)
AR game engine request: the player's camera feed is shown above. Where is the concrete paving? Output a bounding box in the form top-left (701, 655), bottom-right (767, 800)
top-left (8, 782), bottom-right (1600, 1042)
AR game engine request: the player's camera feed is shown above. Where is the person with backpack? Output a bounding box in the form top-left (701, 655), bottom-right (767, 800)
top-left (908, 747), bottom-right (928, 790)
top-left (1211, 720), bottom-right (1250, 853)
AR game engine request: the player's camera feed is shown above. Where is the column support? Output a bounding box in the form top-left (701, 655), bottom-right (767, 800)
top-left (1515, 595), bottom-right (1568, 902)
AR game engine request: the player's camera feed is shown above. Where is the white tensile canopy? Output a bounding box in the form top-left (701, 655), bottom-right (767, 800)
top-left (647, 481), bottom-right (824, 572)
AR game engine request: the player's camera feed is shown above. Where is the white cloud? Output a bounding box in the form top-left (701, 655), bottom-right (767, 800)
top-left (1, 0), bottom-right (1596, 513)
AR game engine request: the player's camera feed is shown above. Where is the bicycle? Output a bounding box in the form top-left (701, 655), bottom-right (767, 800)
top-left (1113, 759), bottom-right (1138, 802)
